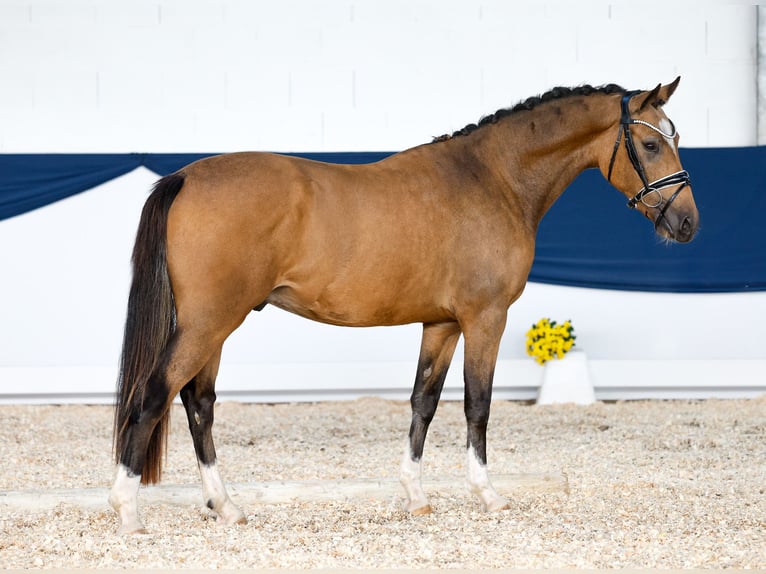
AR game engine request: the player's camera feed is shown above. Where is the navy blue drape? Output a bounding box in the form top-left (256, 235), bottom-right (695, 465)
top-left (0, 152), bottom-right (390, 220)
top-left (1, 148), bottom-right (764, 292)
top-left (531, 147), bottom-right (766, 292)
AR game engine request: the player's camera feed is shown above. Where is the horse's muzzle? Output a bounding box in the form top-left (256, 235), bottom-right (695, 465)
top-left (656, 205), bottom-right (698, 243)
top-left (644, 178), bottom-right (697, 243)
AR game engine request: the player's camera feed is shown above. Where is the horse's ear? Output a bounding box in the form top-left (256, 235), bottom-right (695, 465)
top-left (639, 84), bottom-right (662, 111)
top-left (640, 76), bottom-right (681, 110)
top-left (662, 76), bottom-right (681, 101)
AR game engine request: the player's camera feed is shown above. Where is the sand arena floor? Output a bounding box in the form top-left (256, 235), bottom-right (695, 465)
top-left (1, 397), bottom-right (764, 569)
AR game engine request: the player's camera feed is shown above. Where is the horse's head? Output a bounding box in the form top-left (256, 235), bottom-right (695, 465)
top-left (601, 77), bottom-right (699, 243)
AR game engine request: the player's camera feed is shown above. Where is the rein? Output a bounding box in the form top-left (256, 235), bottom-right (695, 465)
top-left (607, 91), bottom-right (690, 231)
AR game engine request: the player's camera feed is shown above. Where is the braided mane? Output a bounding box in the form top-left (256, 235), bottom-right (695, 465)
top-left (432, 83), bottom-right (626, 143)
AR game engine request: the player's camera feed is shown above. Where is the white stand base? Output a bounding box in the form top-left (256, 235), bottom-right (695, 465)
top-left (537, 349), bottom-right (595, 406)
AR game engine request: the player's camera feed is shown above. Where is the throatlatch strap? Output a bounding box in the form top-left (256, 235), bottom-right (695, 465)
top-left (607, 91), bottom-right (642, 183)
top-left (607, 126), bottom-right (623, 182)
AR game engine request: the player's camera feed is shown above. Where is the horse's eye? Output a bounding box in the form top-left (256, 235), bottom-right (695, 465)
top-left (643, 140), bottom-right (660, 153)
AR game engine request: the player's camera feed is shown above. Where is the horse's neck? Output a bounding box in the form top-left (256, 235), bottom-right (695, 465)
top-left (479, 97), bottom-right (615, 226)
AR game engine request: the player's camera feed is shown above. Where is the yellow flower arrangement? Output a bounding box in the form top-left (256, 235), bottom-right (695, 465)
top-left (525, 318), bottom-right (576, 365)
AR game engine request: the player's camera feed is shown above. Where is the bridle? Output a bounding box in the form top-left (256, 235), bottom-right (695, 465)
top-left (607, 91), bottom-right (691, 232)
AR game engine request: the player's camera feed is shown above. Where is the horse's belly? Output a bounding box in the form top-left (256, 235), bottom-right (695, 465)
top-left (265, 283), bottom-right (448, 327)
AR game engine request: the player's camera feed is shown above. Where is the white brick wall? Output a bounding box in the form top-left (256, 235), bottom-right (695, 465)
top-left (0, 2), bottom-right (764, 403)
top-left (0, 0), bottom-right (758, 152)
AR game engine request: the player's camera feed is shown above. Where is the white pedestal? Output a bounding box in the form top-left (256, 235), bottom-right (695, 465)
top-left (536, 348), bottom-right (595, 405)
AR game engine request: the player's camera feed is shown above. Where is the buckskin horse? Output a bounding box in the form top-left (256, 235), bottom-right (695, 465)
top-left (111, 78), bottom-right (698, 534)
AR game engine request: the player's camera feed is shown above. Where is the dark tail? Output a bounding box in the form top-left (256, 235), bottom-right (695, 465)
top-left (113, 173), bottom-right (185, 485)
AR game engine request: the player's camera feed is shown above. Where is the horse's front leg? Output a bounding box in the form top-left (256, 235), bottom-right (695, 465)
top-left (400, 321), bottom-right (461, 515)
top-left (461, 308), bottom-right (511, 512)
top-left (180, 348), bottom-right (246, 526)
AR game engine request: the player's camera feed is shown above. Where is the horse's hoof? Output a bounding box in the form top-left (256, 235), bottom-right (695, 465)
top-left (215, 508), bottom-right (248, 526)
top-left (117, 524), bottom-right (147, 536)
top-left (485, 497), bottom-right (511, 512)
top-left (409, 504), bottom-right (433, 516)
top-left (216, 518), bottom-right (247, 527)
top-left (216, 515), bottom-right (247, 527)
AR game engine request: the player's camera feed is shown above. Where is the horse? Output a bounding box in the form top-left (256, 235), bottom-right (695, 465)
top-left (110, 78), bottom-right (698, 534)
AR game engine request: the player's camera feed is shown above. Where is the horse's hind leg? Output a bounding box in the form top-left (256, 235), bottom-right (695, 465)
top-left (180, 346), bottom-right (246, 526)
top-left (400, 321), bottom-right (461, 515)
top-left (111, 311), bottom-right (246, 534)
top-left (111, 394), bottom-right (165, 535)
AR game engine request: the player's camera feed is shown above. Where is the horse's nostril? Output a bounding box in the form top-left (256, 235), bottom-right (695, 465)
top-left (676, 215), bottom-right (697, 242)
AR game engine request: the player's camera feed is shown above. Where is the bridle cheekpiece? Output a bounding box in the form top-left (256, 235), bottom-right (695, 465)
top-left (607, 91), bottom-right (691, 231)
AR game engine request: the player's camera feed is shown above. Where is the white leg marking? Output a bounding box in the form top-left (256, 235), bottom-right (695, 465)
top-left (466, 446), bottom-right (510, 512)
top-left (199, 463), bottom-right (247, 525)
top-left (399, 443), bottom-right (431, 514)
top-left (109, 464), bottom-right (145, 535)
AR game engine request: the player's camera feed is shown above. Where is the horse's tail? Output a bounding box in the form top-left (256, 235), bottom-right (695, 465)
top-left (113, 172), bottom-right (185, 485)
